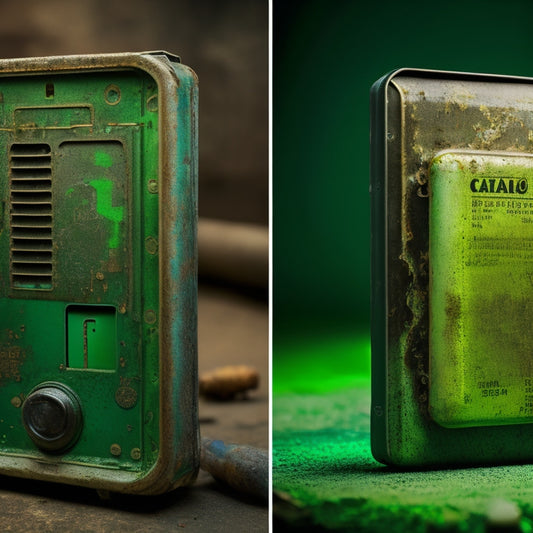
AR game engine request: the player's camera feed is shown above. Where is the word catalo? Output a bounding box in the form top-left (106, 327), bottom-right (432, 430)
top-left (469, 177), bottom-right (528, 194)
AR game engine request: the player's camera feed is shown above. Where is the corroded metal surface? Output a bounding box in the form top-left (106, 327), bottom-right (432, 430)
top-left (371, 69), bottom-right (533, 467)
top-left (0, 284), bottom-right (268, 531)
top-left (0, 52), bottom-right (198, 494)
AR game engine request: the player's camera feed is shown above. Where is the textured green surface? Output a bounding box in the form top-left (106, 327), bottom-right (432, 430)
top-left (273, 339), bottom-right (533, 532)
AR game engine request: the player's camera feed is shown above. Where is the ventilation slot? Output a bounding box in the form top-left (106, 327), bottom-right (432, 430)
top-left (10, 143), bottom-right (53, 290)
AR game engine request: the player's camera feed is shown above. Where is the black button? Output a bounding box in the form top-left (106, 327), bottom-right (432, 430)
top-left (22, 383), bottom-right (82, 453)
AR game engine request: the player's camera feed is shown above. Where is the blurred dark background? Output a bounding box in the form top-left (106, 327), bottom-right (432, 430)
top-left (0, 0), bottom-right (268, 226)
top-left (273, 0), bottom-right (533, 352)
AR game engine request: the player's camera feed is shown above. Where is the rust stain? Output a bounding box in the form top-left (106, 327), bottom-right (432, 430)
top-left (443, 293), bottom-right (461, 366)
top-left (445, 293), bottom-right (461, 322)
top-left (0, 345), bottom-right (27, 382)
top-left (401, 176), bottom-right (430, 416)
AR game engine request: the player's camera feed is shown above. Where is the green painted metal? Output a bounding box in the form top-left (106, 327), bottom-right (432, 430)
top-left (0, 52), bottom-right (198, 494)
top-left (371, 69), bottom-right (533, 467)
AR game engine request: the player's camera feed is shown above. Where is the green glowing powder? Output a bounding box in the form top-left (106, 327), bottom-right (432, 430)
top-left (273, 333), bottom-right (533, 531)
top-left (89, 179), bottom-right (124, 249)
top-left (273, 381), bottom-right (533, 532)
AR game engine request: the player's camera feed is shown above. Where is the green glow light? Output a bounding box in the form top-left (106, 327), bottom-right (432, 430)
top-left (273, 334), bottom-right (370, 395)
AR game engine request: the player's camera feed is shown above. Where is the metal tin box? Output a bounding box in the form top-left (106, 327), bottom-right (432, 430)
top-left (371, 68), bottom-right (533, 466)
top-left (0, 52), bottom-right (198, 493)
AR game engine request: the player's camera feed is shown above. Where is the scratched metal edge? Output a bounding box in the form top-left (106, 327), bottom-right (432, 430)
top-left (0, 52), bottom-right (199, 494)
top-left (369, 71), bottom-right (390, 465)
top-left (153, 55), bottom-right (199, 494)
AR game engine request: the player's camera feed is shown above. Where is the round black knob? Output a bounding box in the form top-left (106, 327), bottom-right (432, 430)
top-left (22, 383), bottom-right (82, 453)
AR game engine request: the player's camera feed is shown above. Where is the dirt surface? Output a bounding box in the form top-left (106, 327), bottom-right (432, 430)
top-left (0, 283), bottom-right (268, 532)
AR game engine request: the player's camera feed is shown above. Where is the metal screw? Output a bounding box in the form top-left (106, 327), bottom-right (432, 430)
top-left (131, 447), bottom-right (141, 460)
top-left (146, 95), bottom-right (158, 112)
top-left (104, 84), bottom-right (121, 106)
top-left (148, 180), bottom-right (158, 194)
top-left (10, 397), bottom-right (21, 408)
top-left (110, 443), bottom-right (122, 457)
top-left (144, 310), bottom-right (156, 325)
top-left (145, 237), bottom-right (158, 255)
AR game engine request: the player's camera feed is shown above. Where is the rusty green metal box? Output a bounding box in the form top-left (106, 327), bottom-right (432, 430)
top-left (371, 68), bottom-right (533, 467)
top-left (0, 52), bottom-right (198, 493)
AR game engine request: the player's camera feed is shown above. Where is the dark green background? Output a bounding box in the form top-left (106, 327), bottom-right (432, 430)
top-left (273, 0), bottom-right (533, 385)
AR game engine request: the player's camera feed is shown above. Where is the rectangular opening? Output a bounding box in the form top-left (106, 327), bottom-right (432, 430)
top-left (66, 305), bottom-right (117, 370)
